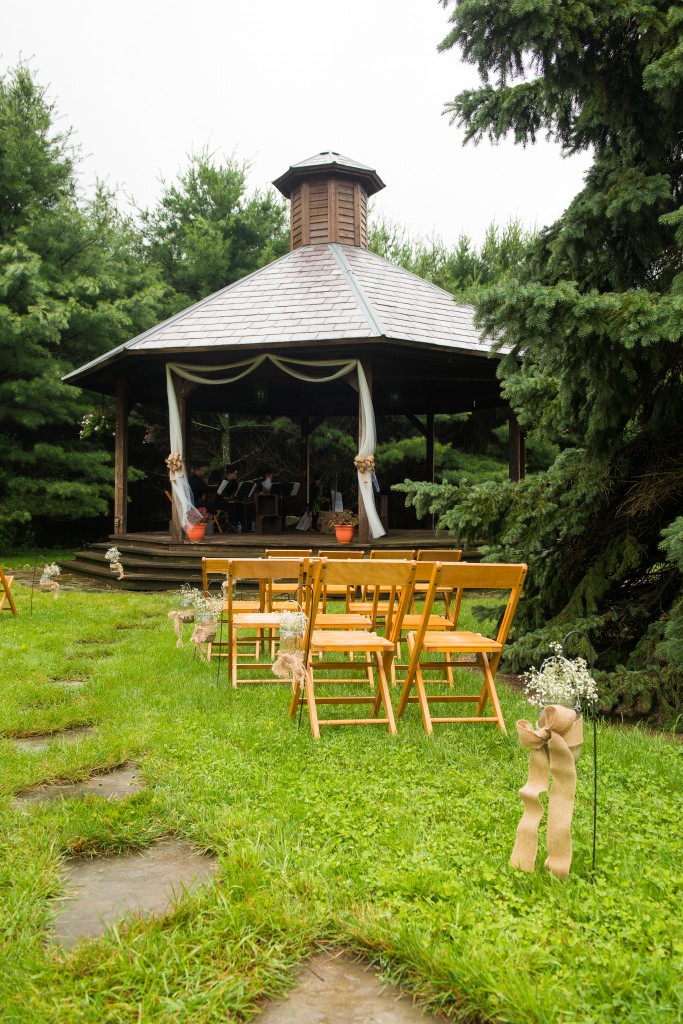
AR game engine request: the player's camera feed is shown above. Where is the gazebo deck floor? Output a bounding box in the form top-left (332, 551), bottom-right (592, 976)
top-left (68, 529), bottom-right (473, 591)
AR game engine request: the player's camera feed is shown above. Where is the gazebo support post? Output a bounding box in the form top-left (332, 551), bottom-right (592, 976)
top-left (358, 357), bottom-right (372, 544)
top-left (406, 412), bottom-right (436, 530)
top-left (426, 411), bottom-right (435, 530)
top-left (114, 378), bottom-right (129, 536)
top-left (170, 374), bottom-right (190, 542)
top-left (300, 416), bottom-right (310, 507)
top-left (508, 410), bottom-right (526, 482)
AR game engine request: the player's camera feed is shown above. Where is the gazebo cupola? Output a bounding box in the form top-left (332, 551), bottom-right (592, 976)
top-left (273, 151), bottom-right (385, 251)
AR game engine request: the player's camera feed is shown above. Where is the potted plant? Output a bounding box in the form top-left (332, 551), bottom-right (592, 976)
top-left (185, 507), bottom-right (212, 543)
top-left (330, 509), bottom-right (359, 544)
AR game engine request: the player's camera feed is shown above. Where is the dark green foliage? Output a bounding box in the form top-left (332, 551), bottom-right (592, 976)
top-left (369, 216), bottom-right (534, 297)
top-left (398, 3), bottom-right (683, 712)
top-left (139, 150), bottom-right (289, 304)
top-left (0, 66), bottom-right (168, 547)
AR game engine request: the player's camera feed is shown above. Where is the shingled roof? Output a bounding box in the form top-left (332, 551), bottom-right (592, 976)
top-left (64, 242), bottom-right (492, 387)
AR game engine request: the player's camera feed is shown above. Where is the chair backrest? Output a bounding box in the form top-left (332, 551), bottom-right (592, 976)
top-left (368, 549), bottom-right (415, 560)
top-left (317, 549), bottom-right (365, 559)
top-left (265, 549), bottom-right (312, 558)
top-left (416, 548), bottom-right (463, 563)
top-left (312, 559), bottom-right (417, 640)
top-left (201, 557), bottom-right (232, 595)
top-left (415, 562), bottom-right (528, 666)
top-left (224, 557), bottom-right (315, 617)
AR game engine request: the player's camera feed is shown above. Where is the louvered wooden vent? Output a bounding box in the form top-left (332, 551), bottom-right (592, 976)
top-left (289, 176), bottom-right (369, 250)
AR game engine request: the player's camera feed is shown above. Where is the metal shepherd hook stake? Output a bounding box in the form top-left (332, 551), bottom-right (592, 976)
top-left (562, 629), bottom-right (598, 874)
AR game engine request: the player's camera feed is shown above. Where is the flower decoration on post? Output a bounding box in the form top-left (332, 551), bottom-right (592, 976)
top-left (40, 563), bottom-right (61, 599)
top-left (104, 546), bottom-right (125, 580)
top-left (272, 608), bottom-right (309, 693)
top-left (510, 642), bottom-right (598, 880)
top-left (165, 452), bottom-right (184, 481)
top-left (354, 453), bottom-right (375, 480)
top-left (189, 593), bottom-right (224, 660)
top-left (167, 584), bottom-right (198, 647)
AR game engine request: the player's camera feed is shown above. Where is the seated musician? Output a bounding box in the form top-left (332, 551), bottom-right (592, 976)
top-left (188, 464), bottom-right (210, 506)
top-left (217, 466), bottom-right (240, 528)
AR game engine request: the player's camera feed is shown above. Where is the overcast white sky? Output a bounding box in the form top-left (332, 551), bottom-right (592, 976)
top-left (4, 0), bottom-right (591, 246)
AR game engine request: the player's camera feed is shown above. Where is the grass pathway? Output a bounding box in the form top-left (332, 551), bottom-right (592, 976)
top-left (0, 581), bottom-right (681, 1023)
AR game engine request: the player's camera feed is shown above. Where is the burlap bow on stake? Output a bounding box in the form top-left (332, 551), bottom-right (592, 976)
top-left (165, 452), bottom-right (184, 481)
top-left (510, 704), bottom-right (583, 880)
top-left (353, 453), bottom-right (375, 481)
top-left (190, 620), bottom-right (217, 661)
top-left (167, 608), bottom-right (195, 647)
top-left (109, 561), bottom-right (125, 580)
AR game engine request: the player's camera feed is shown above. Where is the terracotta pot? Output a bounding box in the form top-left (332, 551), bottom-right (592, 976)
top-left (186, 523), bottom-right (207, 543)
top-left (334, 525), bottom-right (355, 545)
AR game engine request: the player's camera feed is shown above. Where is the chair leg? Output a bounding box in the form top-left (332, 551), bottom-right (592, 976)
top-left (231, 626), bottom-right (238, 688)
top-left (304, 666), bottom-right (320, 739)
top-left (372, 651), bottom-right (397, 735)
top-left (478, 653), bottom-right (507, 734)
top-left (397, 633), bottom-right (433, 735)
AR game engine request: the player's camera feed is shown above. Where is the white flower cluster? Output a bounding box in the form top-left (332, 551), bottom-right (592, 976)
top-left (279, 609), bottom-right (308, 642)
top-left (41, 563), bottom-right (61, 579)
top-left (105, 547), bottom-right (121, 562)
top-left (172, 585), bottom-right (222, 621)
top-left (523, 642), bottom-right (598, 712)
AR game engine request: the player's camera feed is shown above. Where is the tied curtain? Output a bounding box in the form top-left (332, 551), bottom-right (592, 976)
top-left (166, 355), bottom-right (386, 538)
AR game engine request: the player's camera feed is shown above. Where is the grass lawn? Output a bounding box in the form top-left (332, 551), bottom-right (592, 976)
top-left (0, 572), bottom-right (681, 1023)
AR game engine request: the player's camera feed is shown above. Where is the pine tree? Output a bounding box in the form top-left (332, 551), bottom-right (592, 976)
top-left (139, 151), bottom-right (289, 304)
top-left (0, 65), bottom-right (168, 545)
top-left (400, 3), bottom-right (683, 718)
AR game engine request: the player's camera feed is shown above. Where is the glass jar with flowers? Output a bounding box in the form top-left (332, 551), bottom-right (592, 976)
top-left (329, 509), bottom-right (359, 544)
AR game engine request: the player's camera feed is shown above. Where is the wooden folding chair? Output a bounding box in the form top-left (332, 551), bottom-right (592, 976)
top-left (0, 566), bottom-right (18, 616)
top-left (346, 549), bottom-right (415, 624)
top-left (202, 556), bottom-right (264, 660)
top-left (222, 557), bottom-right (314, 687)
top-left (290, 558), bottom-right (417, 738)
top-left (414, 549), bottom-right (463, 613)
top-left (397, 562), bottom-right (528, 735)
top-left (317, 549), bottom-right (364, 610)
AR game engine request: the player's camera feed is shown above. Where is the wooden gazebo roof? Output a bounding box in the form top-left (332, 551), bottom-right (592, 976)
top-left (64, 151), bottom-right (505, 417)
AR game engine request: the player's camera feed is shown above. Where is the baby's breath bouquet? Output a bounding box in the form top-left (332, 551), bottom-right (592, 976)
top-left (523, 642), bottom-right (598, 714)
top-left (40, 563), bottom-right (61, 581)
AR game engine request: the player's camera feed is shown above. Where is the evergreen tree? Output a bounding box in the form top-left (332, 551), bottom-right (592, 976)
top-left (139, 151), bottom-right (289, 304)
top-left (400, 2), bottom-right (683, 718)
top-left (0, 65), bottom-right (167, 546)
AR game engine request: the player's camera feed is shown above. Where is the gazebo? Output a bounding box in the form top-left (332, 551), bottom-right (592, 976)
top-left (65, 151), bottom-right (524, 548)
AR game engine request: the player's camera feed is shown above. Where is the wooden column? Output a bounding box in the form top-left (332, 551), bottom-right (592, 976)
top-left (358, 357), bottom-right (372, 545)
top-left (508, 411), bottom-right (526, 482)
top-left (426, 411), bottom-right (435, 530)
top-left (300, 416), bottom-right (310, 506)
top-left (114, 378), bottom-right (129, 536)
top-left (170, 373), bottom-right (189, 542)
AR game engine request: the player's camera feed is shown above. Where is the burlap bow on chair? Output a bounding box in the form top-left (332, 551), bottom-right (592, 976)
top-left (510, 704), bottom-right (583, 880)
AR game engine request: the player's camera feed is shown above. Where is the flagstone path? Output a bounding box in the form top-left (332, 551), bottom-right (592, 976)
top-left (52, 839), bottom-right (218, 948)
top-left (10, 725), bottom-right (95, 751)
top-left (255, 954), bottom-right (440, 1023)
top-left (13, 762), bottom-right (143, 806)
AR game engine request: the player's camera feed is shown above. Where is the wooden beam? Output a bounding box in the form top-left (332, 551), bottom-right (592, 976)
top-left (508, 410), bottom-right (526, 482)
top-left (405, 412), bottom-right (428, 437)
top-left (300, 417), bottom-right (310, 507)
top-left (426, 411), bottom-right (435, 530)
top-left (114, 378), bottom-right (129, 535)
top-left (170, 372), bottom-right (189, 542)
top-left (358, 357), bottom-right (372, 544)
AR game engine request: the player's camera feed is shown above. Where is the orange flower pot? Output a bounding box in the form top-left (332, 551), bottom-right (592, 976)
top-left (334, 525), bottom-right (355, 545)
top-left (186, 523), bottom-right (207, 543)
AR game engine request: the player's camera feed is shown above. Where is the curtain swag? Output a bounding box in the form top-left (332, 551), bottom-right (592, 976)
top-left (165, 356), bottom-right (385, 538)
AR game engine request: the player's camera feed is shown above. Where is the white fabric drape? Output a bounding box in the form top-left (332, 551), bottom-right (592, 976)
top-left (165, 356), bottom-right (385, 538)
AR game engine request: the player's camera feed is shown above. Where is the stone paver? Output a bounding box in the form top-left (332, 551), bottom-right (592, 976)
top-left (13, 763), bottom-right (144, 806)
top-left (50, 679), bottom-right (86, 688)
top-left (52, 839), bottom-right (218, 948)
top-left (10, 726), bottom-right (95, 751)
top-left (256, 954), bottom-right (440, 1023)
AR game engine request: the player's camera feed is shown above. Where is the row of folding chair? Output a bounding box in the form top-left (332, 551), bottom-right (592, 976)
top-left (201, 555), bottom-right (527, 740)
